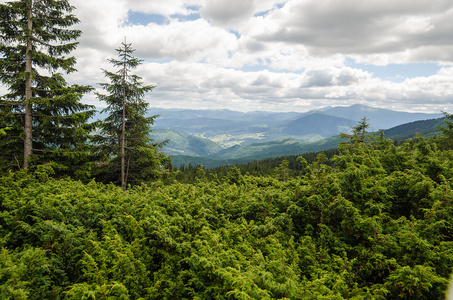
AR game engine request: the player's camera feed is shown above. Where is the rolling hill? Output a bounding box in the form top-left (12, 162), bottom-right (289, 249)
top-left (277, 112), bottom-right (355, 136)
top-left (149, 104), bottom-right (442, 147)
top-left (165, 116), bottom-right (446, 168)
top-left (320, 104), bottom-right (442, 130)
top-left (151, 128), bottom-right (222, 156)
top-left (137, 104), bottom-right (447, 167)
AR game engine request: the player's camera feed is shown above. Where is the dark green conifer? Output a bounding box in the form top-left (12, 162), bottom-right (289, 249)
top-left (94, 41), bottom-right (169, 190)
top-left (0, 0), bottom-right (95, 178)
top-left (274, 158), bottom-right (289, 182)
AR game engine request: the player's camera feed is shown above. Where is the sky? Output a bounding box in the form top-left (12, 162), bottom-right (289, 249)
top-left (2, 0), bottom-right (453, 113)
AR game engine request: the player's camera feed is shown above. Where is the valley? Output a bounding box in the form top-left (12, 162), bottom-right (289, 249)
top-left (149, 104), bottom-right (444, 166)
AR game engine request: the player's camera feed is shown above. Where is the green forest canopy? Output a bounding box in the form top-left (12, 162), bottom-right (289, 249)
top-left (2, 130), bottom-right (453, 299)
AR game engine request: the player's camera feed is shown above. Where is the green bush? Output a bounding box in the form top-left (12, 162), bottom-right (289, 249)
top-left (1, 135), bottom-right (453, 299)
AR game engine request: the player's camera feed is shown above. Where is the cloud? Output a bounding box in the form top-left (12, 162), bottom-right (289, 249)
top-left (301, 67), bottom-right (369, 87)
top-left (1, 0), bottom-right (453, 114)
top-left (200, 0), bottom-right (283, 29)
top-left (252, 0), bottom-right (453, 62)
top-left (200, 0), bottom-right (256, 26)
top-left (121, 20), bottom-right (238, 62)
top-left (72, 0), bottom-right (128, 50)
top-left (136, 58), bottom-right (453, 113)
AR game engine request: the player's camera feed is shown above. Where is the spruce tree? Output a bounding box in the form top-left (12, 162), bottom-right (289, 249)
top-left (340, 116), bottom-right (371, 146)
top-left (94, 41), bottom-right (169, 190)
top-left (0, 0), bottom-right (95, 177)
top-left (437, 111), bottom-right (453, 149)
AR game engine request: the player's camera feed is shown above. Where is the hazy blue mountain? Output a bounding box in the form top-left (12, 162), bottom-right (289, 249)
top-left (206, 117), bottom-right (445, 162)
top-left (150, 107), bottom-right (301, 123)
top-left (152, 117), bottom-right (256, 137)
top-left (146, 104), bottom-right (442, 147)
top-left (150, 108), bottom-right (249, 120)
top-left (277, 113), bottom-right (356, 136)
top-left (91, 104), bottom-right (443, 159)
top-left (168, 116), bottom-right (447, 167)
top-left (150, 108), bottom-right (304, 145)
top-left (320, 104), bottom-right (443, 130)
top-left (151, 128), bottom-right (222, 156)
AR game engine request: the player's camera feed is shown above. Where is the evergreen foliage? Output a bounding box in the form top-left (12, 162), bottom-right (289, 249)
top-left (437, 111), bottom-right (453, 149)
top-left (340, 116), bottom-right (371, 145)
top-left (0, 0), bottom-right (95, 178)
top-left (93, 41), bottom-right (170, 189)
top-left (175, 149), bottom-right (338, 184)
top-left (1, 130), bottom-right (453, 298)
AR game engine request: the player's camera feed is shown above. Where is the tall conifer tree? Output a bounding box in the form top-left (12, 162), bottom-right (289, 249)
top-left (0, 0), bottom-right (95, 177)
top-left (94, 41), bottom-right (169, 190)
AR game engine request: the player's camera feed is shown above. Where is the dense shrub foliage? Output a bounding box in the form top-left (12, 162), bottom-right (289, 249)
top-left (1, 135), bottom-right (453, 299)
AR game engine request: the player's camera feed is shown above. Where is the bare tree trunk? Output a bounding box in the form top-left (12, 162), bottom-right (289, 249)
top-left (121, 91), bottom-right (126, 191)
top-left (24, 4), bottom-right (33, 169)
top-left (121, 47), bottom-right (127, 191)
top-left (125, 154), bottom-right (131, 188)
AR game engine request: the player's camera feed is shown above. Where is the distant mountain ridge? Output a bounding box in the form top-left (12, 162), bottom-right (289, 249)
top-left (148, 104), bottom-right (442, 147)
top-left (146, 105), bottom-right (445, 167)
top-left (165, 116), bottom-right (445, 168)
top-left (152, 129), bottom-right (222, 156)
top-left (319, 104), bottom-right (441, 130)
top-left (278, 113), bottom-right (355, 136)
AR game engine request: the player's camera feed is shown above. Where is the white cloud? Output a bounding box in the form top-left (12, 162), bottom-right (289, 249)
top-left (121, 19), bottom-right (238, 62)
top-left (251, 0), bottom-right (453, 62)
top-left (1, 0), bottom-right (453, 114)
top-left (135, 59), bottom-right (453, 112)
top-left (200, 0), bottom-right (256, 26)
top-left (200, 0), bottom-right (281, 29)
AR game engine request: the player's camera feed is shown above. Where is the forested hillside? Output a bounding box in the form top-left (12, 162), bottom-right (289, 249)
top-left (169, 117), bottom-right (444, 169)
top-left (2, 130), bottom-right (453, 299)
top-left (151, 105), bottom-right (442, 148)
top-left (152, 128), bottom-right (223, 156)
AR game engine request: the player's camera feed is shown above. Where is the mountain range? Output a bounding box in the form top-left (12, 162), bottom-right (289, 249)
top-left (147, 104), bottom-right (445, 167)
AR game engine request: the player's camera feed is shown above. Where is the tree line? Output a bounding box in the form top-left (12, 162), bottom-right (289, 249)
top-left (175, 148), bottom-right (339, 184)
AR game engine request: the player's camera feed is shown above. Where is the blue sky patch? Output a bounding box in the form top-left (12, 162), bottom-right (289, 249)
top-left (254, 10), bottom-right (271, 17)
top-left (128, 11), bottom-right (168, 25)
top-left (230, 30), bottom-right (241, 39)
top-left (254, 2), bottom-right (286, 17)
top-left (345, 57), bottom-right (442, 82)
top-left (185, 5), bottom-right (201, 11)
